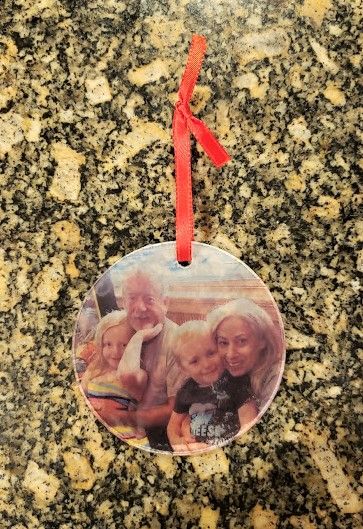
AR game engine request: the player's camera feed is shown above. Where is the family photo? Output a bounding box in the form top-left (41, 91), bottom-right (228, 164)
top-left (73, 243), bottom-right (285, 454)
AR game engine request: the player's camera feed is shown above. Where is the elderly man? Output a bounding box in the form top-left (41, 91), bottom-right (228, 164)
top-left (98, 268), bottom-right (183, 450)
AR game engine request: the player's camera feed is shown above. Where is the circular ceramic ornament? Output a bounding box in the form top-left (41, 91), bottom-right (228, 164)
top-left (73, 242), bottom-right (285, 455)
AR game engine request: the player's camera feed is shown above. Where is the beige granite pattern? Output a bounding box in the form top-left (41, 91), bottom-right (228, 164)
top-left (0, 0), bottom-right (362, 527)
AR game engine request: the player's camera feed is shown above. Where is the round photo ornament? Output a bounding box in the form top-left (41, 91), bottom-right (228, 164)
top-left (73, 36), bottom-right (286, 455)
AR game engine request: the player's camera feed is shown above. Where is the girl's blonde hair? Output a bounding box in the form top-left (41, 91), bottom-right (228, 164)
top-left (173, 320), bottom-right (211, 363)
top-left (207, 298), bottom-right (283, 403)
top-left (81, 310), bottom-right (131, 390)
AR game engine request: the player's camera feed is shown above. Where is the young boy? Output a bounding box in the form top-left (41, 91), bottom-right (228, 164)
top-left (167, 320), bottom-right (255, 452)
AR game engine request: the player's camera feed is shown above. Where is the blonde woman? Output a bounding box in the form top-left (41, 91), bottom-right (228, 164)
top-left (207, 298), bottom-right (283, 413)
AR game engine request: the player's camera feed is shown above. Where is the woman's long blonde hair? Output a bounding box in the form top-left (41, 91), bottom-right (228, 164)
top-left (207, 298), bottom-right (283, 404)
top-left (81, 310), bottom-right (131, 391)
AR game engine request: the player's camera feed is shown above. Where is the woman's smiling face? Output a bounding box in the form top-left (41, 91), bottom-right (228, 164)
top-left (215, 316), bottom-right (265, 377)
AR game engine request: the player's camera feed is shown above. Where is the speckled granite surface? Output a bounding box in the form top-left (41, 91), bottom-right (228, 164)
top-left (0, 0), bottom-right (362, 527)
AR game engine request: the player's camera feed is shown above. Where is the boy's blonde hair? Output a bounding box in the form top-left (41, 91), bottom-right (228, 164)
top-left (207, 298), bottom-right (283, 403)
top-left (82, 310), bottom-right (132, 390)
top-left (173, 320), bottom-right (211, 362)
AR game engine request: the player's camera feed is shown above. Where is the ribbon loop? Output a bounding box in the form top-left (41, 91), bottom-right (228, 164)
top-left (173, 35), bottom-right (230, 263)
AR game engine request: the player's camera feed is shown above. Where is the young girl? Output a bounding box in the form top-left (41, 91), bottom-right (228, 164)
top-left (207, 297), bottom-right (283, 411)
top-left (81, 310), bottom-right (161, 440)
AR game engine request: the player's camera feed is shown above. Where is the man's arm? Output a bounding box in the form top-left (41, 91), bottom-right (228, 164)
top-left (95, 396), bottom-right (175, 428)
top-left (135, 396), bottom-right (175, 428)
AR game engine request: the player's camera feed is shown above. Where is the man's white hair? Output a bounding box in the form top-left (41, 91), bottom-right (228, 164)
top-left (121, 267), bottom-right (168, 298)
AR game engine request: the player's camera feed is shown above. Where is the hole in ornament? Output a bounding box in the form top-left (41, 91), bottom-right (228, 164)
top-left (178, 260), bottom-right (191, 267)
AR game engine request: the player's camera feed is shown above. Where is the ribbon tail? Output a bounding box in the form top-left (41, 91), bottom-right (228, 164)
top-left (188, 116), bottom-right (230, 168)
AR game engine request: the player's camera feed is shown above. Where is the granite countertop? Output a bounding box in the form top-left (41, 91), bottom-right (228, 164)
top-left (1, 0), bottom-right (362, 527)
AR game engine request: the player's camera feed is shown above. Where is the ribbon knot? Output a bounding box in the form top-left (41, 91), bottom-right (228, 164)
top-left (175, 100), bottom-right (193, 121)
top-left (173, 35), bottom-right (231, 263)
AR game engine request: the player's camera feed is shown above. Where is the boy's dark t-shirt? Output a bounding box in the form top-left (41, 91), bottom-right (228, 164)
top-left (174, 370), bottom-right (253, 444)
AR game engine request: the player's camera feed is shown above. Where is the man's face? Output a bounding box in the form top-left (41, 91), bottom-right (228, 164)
top-left (123, 274), bottom-right (167, 331)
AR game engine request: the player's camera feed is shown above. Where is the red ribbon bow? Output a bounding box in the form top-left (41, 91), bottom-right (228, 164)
top-left (173, 35), bottom-right (231, 263)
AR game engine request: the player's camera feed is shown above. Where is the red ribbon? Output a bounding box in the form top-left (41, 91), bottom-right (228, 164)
top-left (173, 35), bottom-right (230, 263)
